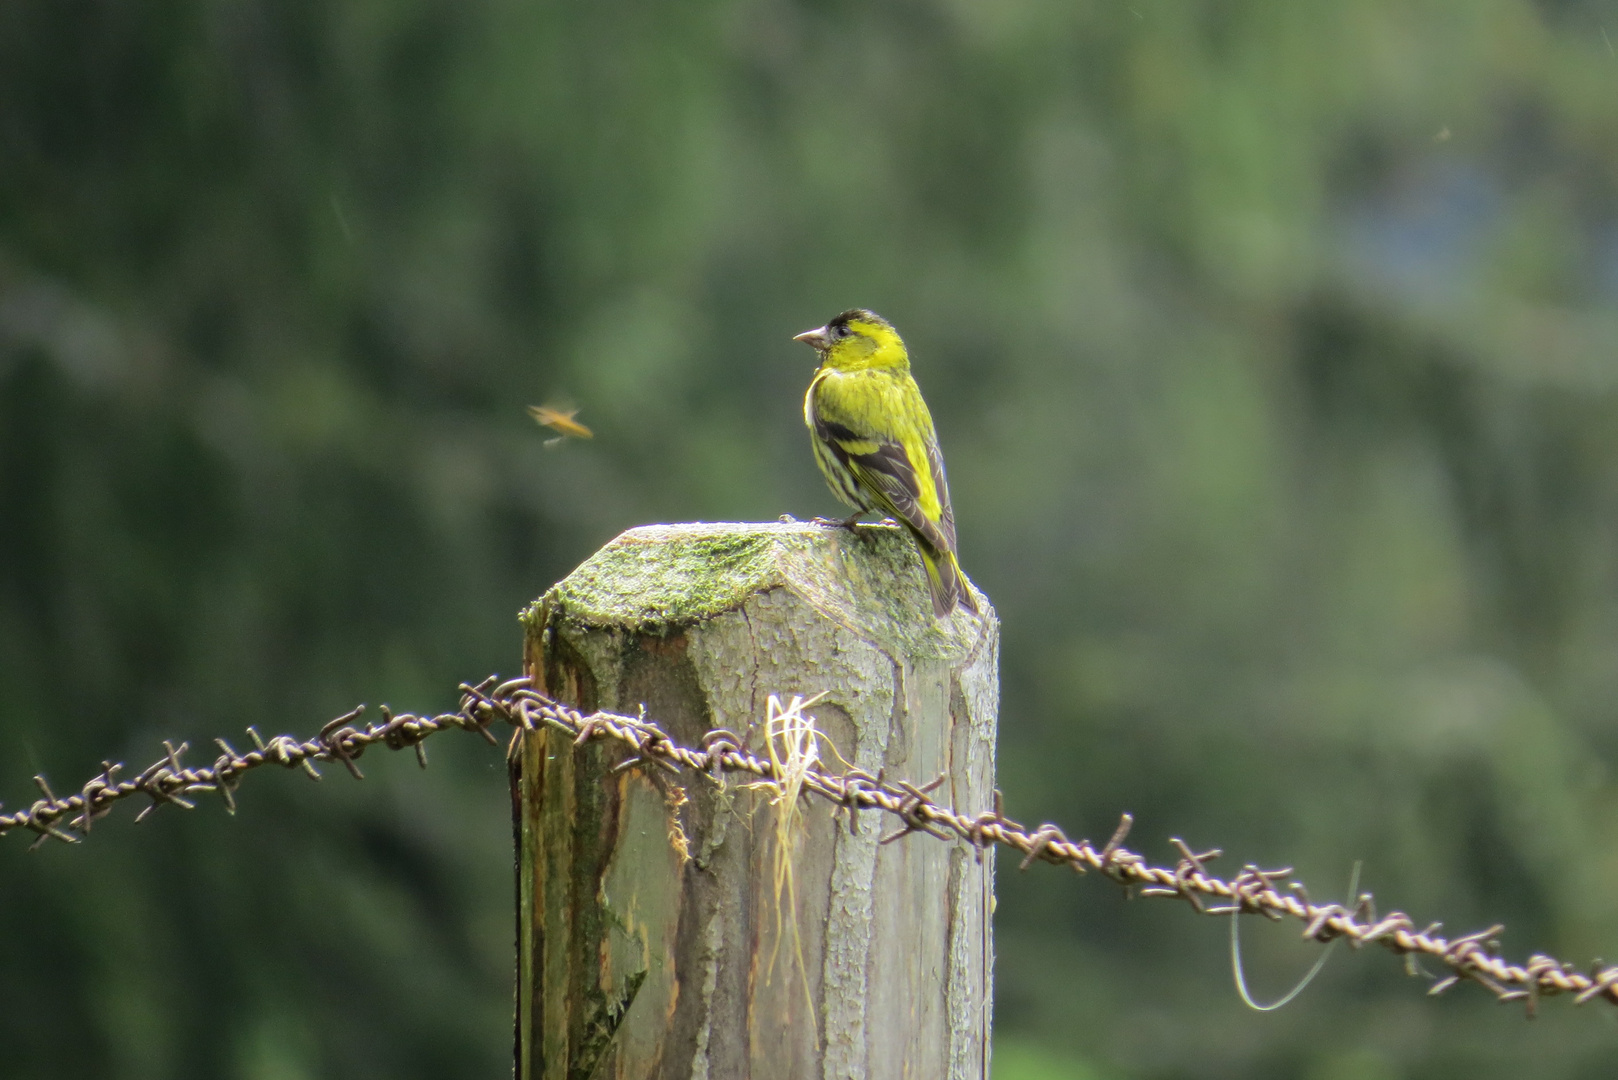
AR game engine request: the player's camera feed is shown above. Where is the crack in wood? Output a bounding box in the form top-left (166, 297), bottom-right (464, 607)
top-left (574, 968), bottom-right (648, 1080)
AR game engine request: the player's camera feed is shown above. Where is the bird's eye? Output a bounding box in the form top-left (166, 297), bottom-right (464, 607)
top-left (833, 324), bottom-right (851, 339)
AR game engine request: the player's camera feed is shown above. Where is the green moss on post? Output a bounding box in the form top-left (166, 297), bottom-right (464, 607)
top-left (512, 521), bottom-right (999, 1079)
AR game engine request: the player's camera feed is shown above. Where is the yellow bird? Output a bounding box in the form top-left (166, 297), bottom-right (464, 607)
top-left (796, 309), bottom-right (977, 619)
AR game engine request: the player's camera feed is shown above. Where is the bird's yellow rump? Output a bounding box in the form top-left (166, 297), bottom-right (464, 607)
top-left (796, 309), bottom-right (977, 619)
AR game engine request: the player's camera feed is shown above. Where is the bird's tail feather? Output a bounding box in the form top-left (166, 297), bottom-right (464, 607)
top-left (920, 546), bottom-right (978, 620)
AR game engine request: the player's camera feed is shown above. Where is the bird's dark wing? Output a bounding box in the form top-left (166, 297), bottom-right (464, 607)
top-left (816, 416), bottom-right (956, 556)
top-left (924, 436), bottom-right (958, 553)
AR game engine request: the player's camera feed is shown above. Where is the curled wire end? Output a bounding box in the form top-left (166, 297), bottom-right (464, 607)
top-left (1229, 860), bottom-right (1360, 1012)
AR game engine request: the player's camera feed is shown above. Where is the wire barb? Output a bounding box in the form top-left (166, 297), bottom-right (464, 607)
top-left (1, 672), bottom-right (1613, 1017)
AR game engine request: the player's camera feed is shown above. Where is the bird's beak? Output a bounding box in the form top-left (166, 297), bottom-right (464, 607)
top-left (793, 326), bottom-right (829, 350)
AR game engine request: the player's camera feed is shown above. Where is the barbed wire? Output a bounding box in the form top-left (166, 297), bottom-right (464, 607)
top-left (3, 674), bottom-right (1614, 1016)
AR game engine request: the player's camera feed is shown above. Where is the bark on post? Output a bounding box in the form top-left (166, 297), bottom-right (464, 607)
top-left (512, 521), bottom-right (998, 1080)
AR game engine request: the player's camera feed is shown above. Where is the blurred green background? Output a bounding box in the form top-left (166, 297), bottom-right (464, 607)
top-left (5, 0), bottom-right (1618, 1076)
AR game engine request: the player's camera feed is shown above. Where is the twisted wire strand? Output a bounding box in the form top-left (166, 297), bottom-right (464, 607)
top-left (2, 674), bottom-right (1613, 1015)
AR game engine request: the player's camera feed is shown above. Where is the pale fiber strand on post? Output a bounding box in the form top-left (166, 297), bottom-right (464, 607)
top-left (738, 692), bottom-right (830, 1036)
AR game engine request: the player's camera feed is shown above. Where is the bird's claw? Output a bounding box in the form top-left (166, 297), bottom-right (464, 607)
top-left (811, 514), bottom-right (867, 530)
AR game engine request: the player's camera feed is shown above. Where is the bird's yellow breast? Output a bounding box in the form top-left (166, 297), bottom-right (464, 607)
top-left (806, 366), bottom-right (943, 522)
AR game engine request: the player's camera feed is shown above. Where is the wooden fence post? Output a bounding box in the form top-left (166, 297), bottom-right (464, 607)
top-left (511, 521), bottom-right (998, 1079)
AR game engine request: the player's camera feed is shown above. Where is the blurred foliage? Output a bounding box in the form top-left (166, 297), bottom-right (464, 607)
top-left (5, 0), bottom-right (1618, 1076)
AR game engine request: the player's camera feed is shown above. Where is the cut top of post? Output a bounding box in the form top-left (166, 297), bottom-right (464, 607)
top-left (521, 520), bottom-right (993, 659)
